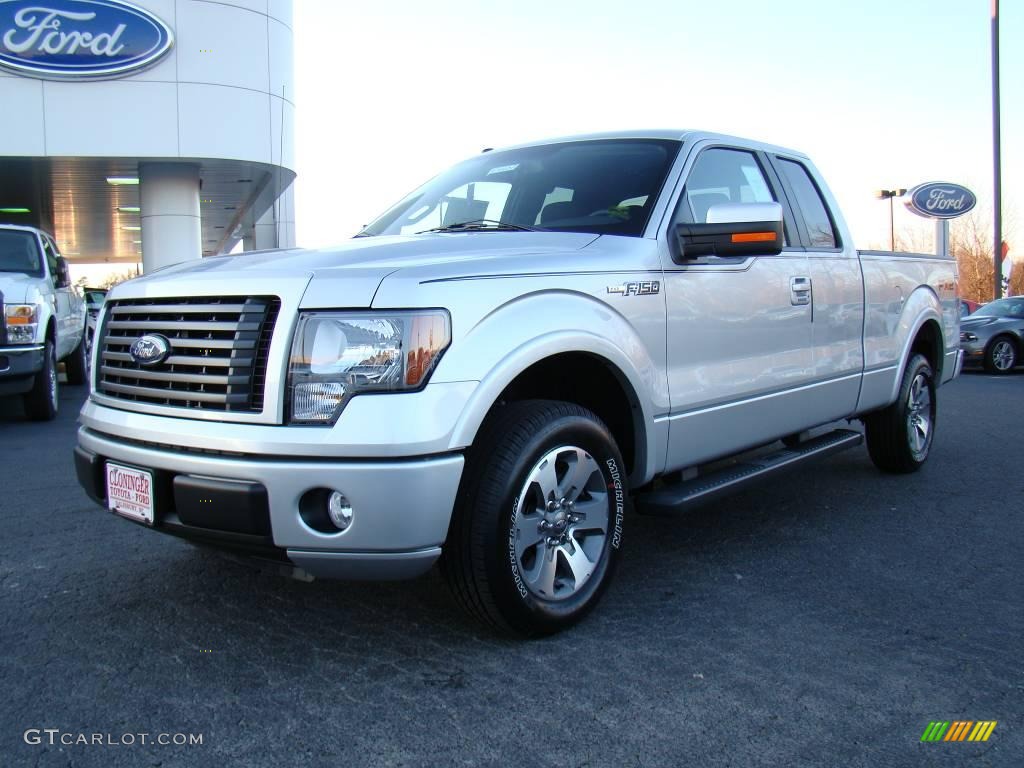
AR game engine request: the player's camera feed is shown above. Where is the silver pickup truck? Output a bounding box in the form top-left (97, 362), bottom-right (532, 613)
top-left (75, 131), bottom-right (961, 636)
top-left (1, 224), bottom-right (88, 420)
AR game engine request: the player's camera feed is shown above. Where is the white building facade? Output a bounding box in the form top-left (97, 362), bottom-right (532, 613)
top-left (0, 0), bottom-right (295, 271)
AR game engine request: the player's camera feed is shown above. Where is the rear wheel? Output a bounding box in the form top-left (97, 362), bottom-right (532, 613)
top-left (442, 400), bottom-right (628, 636)
top-left (65, 332), bottom-right (89, 385)
top-left (984, 336), bottom-right (1017, 374)
top-left (24, 339), bottom-right (58, 421)
top-left (863, 354), bottom-right (935, 473)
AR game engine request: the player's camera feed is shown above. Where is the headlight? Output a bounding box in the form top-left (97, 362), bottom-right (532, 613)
top-left (287, 310), bottom-right (451, 424)
top-left (4, 304), bottom-right (39, 344)
top-left (960, 332), bottom-right (978, 342)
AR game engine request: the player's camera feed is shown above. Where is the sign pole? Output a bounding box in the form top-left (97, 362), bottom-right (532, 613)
top-left (935, 219), bottom-right (949, 260)
top-left (992, 0), bottom-right (1002, 300)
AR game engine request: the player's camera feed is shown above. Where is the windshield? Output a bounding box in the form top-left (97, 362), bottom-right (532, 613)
top-left (0, 230), bottom-right (43, 276)
top-left (974, 298), bottom-right (1024, 318)
top-left (84, 290), bottom-right (107, 304)
top-left (361, 139), bottom-right (681, 238)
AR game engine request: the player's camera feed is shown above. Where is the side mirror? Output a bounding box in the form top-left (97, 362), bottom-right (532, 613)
top-left (675, 202), bottom-right (784, 261)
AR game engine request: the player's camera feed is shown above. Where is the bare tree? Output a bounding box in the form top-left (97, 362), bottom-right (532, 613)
top-left (1008, 252), bottom-right (1024, 296)
top-left (97, 269), bottom-right (140, 289)
top-left (895, 207), bottom-right (1017, 303)
top-left (950, 211), bottom-right (997, 302)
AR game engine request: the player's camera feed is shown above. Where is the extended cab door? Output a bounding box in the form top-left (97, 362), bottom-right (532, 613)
top-left (659, 144), bottom-right (814, 471)
top-left (767, 155), bottom-right (864, 419)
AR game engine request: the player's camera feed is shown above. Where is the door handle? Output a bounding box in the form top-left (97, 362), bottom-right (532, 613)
top-left (790, 276), bottom-right (811, 306)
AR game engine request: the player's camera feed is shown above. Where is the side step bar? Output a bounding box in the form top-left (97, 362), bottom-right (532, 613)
top-left (636, 429), bottom-right (863, 516)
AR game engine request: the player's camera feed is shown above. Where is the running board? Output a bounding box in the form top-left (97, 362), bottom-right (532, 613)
top-left (636, 429), bottom-right (863, 516)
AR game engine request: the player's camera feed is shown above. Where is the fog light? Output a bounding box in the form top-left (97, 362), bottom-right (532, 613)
top-left (327, 491), bottom-right (353, 531)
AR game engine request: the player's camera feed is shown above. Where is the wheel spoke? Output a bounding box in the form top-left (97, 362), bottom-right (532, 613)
top-left (916, 419), bottom-right (929, 440)
top-left (514, 521), bottom-right (546, 561)
top-left (559, 451), bottom-right (596, 501)
top-left (910, 376), bottom-right (922, 404)
top-left (532, 457), bottom-right (560, 503)
top-left (526, 547), bottom-right (559, 597)
top-left (570, 495), bottom-right (608, 532)
top-left (559, 541), bottom-right (595, 587)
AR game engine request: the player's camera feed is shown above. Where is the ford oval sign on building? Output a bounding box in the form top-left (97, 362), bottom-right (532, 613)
top-left (0, 0), bottom-right (173, 79)
top-left (904, 182), bottom-right (977, 220)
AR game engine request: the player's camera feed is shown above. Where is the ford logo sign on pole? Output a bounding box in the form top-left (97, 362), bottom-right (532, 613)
top-left (904, 182), bottom-right (977, 261)
top-left (0, 0), bottom-right (173, 79)
top-left (905, 182), bottom-right (977, 220)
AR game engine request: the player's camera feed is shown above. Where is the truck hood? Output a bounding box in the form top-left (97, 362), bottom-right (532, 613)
top-left (0, 273), bottom-right (38, 304)
top-left (111, 232), bottom-right (598, 308)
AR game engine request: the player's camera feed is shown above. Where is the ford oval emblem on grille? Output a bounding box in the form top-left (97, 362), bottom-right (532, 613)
top-left (129, 334), bottom-right (171, 366)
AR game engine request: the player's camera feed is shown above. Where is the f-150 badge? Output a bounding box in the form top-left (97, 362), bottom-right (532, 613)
top-left (607, 281), bottom-right (660, 296)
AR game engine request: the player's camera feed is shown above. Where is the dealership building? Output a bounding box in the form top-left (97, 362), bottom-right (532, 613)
top-left (0, 0), bottom-right (295, 272)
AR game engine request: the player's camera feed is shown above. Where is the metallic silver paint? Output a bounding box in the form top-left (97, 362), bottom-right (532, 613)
top-left (78, 427), bottom-right (464, 553)
top-left (78, 130), bottom-right (960, 577)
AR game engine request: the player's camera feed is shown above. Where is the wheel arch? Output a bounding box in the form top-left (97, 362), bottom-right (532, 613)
top-left (448, 335), bottom-right (657, 488)
top-left (886, 287), bottom-right (946, 404)
top-left (986, 332), bottom-right (1020, 365)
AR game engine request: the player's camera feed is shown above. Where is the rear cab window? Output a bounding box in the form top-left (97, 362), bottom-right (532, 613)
top-left (775, 158), bottom-right (838, 249)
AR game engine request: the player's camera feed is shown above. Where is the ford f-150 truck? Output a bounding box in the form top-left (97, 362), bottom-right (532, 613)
top-left (74, 131), bottom-right (962, 636)
top-left (1, 224), bottom-right (88, 420)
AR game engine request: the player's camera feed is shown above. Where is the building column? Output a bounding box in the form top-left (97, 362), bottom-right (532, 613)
top-left (139, 163), bottom-right (201, 271)
top-left (252, 205), bottom-right (278, 251)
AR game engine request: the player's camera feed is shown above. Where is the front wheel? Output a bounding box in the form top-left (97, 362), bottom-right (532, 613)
top-left (24, 339), bottom-right (58, 421)
top-left (442, 400), bottom-right (628, 637)
top-left (984, 336), bottom-right (1017, 374)
top-left (863, 354), bottom-right (936, 473)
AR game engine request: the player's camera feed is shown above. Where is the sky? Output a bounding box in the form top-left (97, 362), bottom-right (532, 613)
top-left (291, 0), bottom-right (1021, 255)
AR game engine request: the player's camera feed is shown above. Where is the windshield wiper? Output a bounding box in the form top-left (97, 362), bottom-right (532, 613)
top-left (416, 219), bottom-right (545, 234)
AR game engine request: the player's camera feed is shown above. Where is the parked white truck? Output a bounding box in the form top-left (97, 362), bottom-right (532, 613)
top-left (1, 224), bottom-right (88, 420)
top-left (75, 131), bottom-right (961, 635)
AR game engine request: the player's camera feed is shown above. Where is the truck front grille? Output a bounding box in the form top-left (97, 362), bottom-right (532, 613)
top-left (97, 296), bottom-right (281, 413)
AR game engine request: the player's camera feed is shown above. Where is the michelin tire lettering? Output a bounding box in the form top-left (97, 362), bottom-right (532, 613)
top-left (606, 458), bottom-right (624, 549)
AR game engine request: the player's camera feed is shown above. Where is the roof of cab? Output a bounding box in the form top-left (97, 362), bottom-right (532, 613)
top-left (490, 129), bottom-right (809, 161)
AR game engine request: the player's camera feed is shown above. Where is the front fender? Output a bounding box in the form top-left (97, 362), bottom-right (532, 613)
top-left (437, 290), bottom-right (666, 486)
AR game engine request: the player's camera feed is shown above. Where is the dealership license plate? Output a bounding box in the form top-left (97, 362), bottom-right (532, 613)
top-left (106, 463), bottom-right (155, 525)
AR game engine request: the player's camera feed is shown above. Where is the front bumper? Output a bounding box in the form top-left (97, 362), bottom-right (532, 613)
top-left (76, 426), bottom-right (464, 580)
top-left (960, 340), bottom-right (986, 367)
top-left (0, 344), bottom-right (44, 395)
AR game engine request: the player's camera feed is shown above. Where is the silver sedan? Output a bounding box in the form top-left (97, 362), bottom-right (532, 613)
top-left (960, 296), bottom-right (1024, 374)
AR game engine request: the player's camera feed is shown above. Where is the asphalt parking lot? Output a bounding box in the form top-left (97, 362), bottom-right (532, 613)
top-left (1, 372), bottom-right (1021, 768)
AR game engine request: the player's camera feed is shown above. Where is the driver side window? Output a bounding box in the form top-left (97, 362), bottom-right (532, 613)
top-left (678, 148), bottom-right (776, 225)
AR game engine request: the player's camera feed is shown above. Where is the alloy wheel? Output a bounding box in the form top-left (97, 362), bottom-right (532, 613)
top-left (905, 372), bottom-right (932, 459)
top-left (511, 446), bottom-right (611, 601)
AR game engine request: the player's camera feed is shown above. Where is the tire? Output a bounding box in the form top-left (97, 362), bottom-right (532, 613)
top-left (65, 331), bottom-right (89, 386)
top-left (983, 336), bottom-right (1017, 374)
top-left (442, 400), bottom-right (628, 637)
top-left (24, 339), bottom-right (58, 421)
top-left (863, 354), bottom-right (936, 474)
